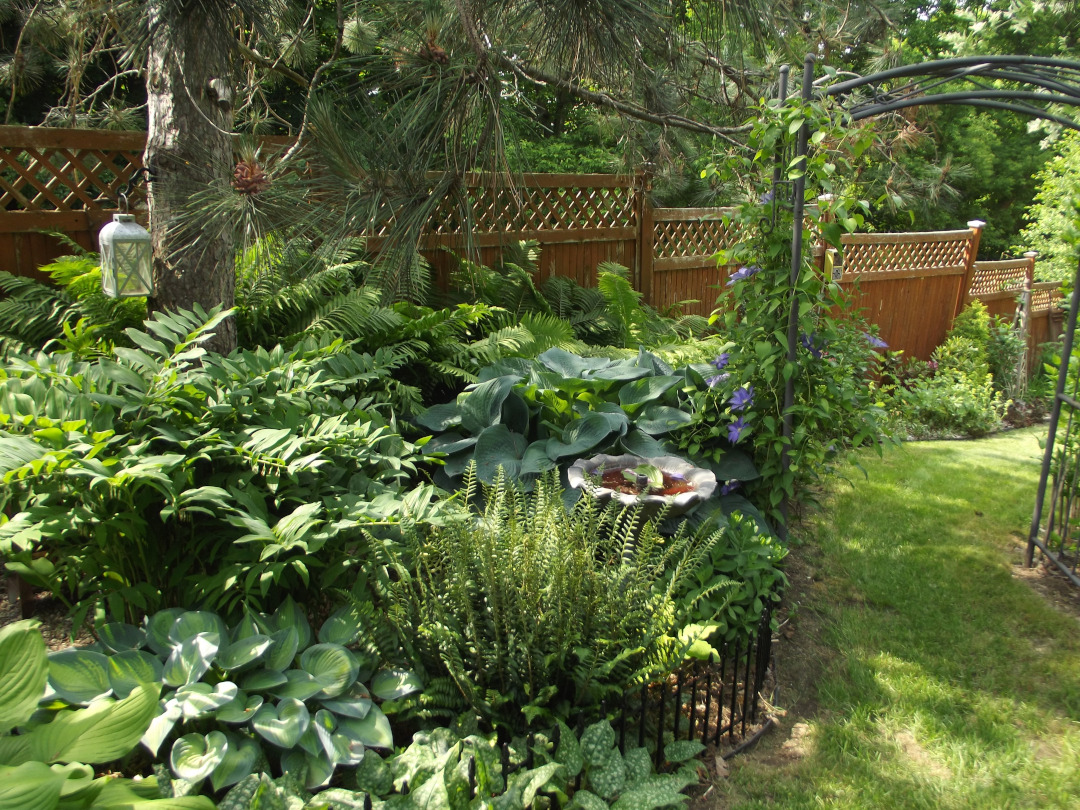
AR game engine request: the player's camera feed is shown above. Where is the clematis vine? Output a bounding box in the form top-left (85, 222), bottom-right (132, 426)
top-left (725, 265), bottom-right (762, 286)
top-left (727, 416), bottom-right (748, 443)
top-left (729, 385), bottom-right (754, 412)
top-left (705, 372), bottom-right (729, 388)
top-left (864, 332), bottom-right (888, 349)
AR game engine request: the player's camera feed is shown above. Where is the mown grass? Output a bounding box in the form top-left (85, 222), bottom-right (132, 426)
top-left (715, 427), bottom-right (1080, 809)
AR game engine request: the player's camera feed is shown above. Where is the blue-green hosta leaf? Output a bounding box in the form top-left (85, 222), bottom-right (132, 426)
top-left (144, 609), bottom-right (186, 656)
top-left (25, 682), bottom-right (159, 765)
top-left (170, 731), bottom-right (228, 782)
top-left (318, 682), bottom-right (372, 720)
top-left (519, 440), bottom-right (557, 477)
top-left (619, 429), bottom-right (669, 458)
top-left (545, 412), bottom-right (618, 462)
top-left (268, 598), bottom-right (311, 650)
top-left (108, 650), bottom-right (164, 699)
top-left (414, 402), bottom-right (462, 432)
top-left (281, 749), bottom-right (336, 791)
top-left (47, 649), bottom-right (112, 706)
top-left (473, 424), bottom-right (528, 483)
top-left (267, 670), bottom-right (322, 701)
top-left (162, 633), bottom-right (221, 688)
top-left (141, 698), bottom-right (181, 758)
top-left (336, 706), bottom-right (392, 749)
top-left (538, 348), bottom-right (609, 378)
top-left (216, 635), bottom-right (272, 671)
top-left (369, 669), bottom-right (422, 701)
top-left (168, 612), bottom-right (230, 647)
top-left (264, 627), bottom-right (300, 672)
top-left (229, 611), bottom-right (263, 643)
top-left (209, 733), bottom-right (261, 792)
top-left (618, 375), bottom-right (682, 411)
top-left (251, 699), bottom-right (310, 749)
top-left (458, 374), bottom-right (522, 435)
top-left (239, 667), bottom-right (287, 693)
top-left (329, 732), bottom-right (365, 768)
top-left (299, 644), bottom-right (360, 699)
top-left (635, 404), bottom-right (692, 435)
top-left (421, 431), bottom-right (475, 458)
top-left (96, 622), bottom-right (147, 654)
top-left (309, 709), bottom-right (338, 762)
top-left (0, 619), bottom-right (47, 735)
top-left (317, 606), bottom-right (363, 646)
top-left (175, 682), bottom-right (239, 720)
top-left (215, 691), bottom-right (263, 724)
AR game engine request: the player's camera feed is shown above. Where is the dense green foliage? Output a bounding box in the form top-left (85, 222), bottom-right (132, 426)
top-left (1016, 130), bottom-right (1080, 282)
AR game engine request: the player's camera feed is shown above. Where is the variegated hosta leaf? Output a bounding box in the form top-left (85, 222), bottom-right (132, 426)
top-left (269, 597), bottom-right (312, 649)
top-left (175, 681), bottom-right (239, 719)
top-left (215, 691), bottom-right (264, 724)
top-left (144, 608), bottom-right (186, 656)
top-left (239, 668), bottom-right (287, 693)
top-left (141, 698), bottom-right (181, 757)
top-left (310, 709), bottom-right (338, 762)
top-left (318, 681), bottom-right (372, 720)
top-left (96, 622), bottom-right (147, 654)
top-left (170, 731), bottom-right (229, 781)
top-left (108, 650), bottom-right (164, 699)
top-left (369, 668), bottom-right (422, 701)
top-left (0, 620), bottom-right (47, 735)
top-left (281, 749), bottom-right (335, 791)
top-left (264, 627), bottom-right (299, 672)
top-left (317, 605), bottom-right (364, 646)
top-left (336, 705), bottom-right (393, 749)
top-left (162, 633), bottom-right (221, 687)
top-left (268, 670), bottom-right (322, 701)
top-left (47, 649), bottom-right (112, 705)
top-left (251, 699), bottom-right (310, 749)
top-left (299, 643), bottom-right (359, 699)
top-left (216, 635), bottom-right (273, 671)
top-left (168, 612), bottom-right (231, 647)
top-left (230, 611), bottom-right (263, 643)
top-left (209, 733), bottom-right (261, 792)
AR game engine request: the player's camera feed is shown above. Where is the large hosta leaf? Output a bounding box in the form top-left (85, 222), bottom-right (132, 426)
top-left (47, 650), bottom-right (112, 706)
top-left (336, 706), bottom-right (393, 749)
top-left (215, 691), bottom-right (263, 724)
top-left (458, 375), bottom-right (521, 435)
top-left (473, 425), bottom-right (528, 483)
top-left (170, 731), bottom-right (228, 781)
top-left (0, 619), bottom-right (47, 734)
top-left (318, 682), bottom-right (372, 720)
top-left (545, 412), bottom-right (619, 461)
top-left (239, 667), bottom-right (287, 693)
top-left (251, 699), bottom-right (310, 749)
top-left (281, 749), bottom-right (336, 791)
top-left (141, 699), bottom-right (181, 758)
top-left (215, 635), bottom-right (272, 671)
top-left (618, 375), bottom-right (682, 411)
top-left (0, 761), bottom-right (93, 810)
top-left (162, 633), bottom-right (220, 687)
top-left (97, 622), bottom-right (147, 654)
top-left (175, 682), bottom-right (239, 719)
top-left (168, 612), bottom-right (230, 647)
top-left (317, 606), bottom-right (364, 646)
top-left (369, 669), bottom-right (422, 701)
top-left (108, 650), bottom-right (164, 699)
top-left (210, 733), bottom-right (261, 792)
top-left (268, 598), bottom-right (311, 650)
top-left (299, 644), bottom-right (359, 699)
top-left (25, 682), bottom-right (158, 765)
top-left (144, 609), bottom-right (186, 655)
top-left (263, 627), bottom-right (300, 672)
top-left (635, 404), bottom-right (692, 435)
top-left (267, 670), bottom-right (322, 701)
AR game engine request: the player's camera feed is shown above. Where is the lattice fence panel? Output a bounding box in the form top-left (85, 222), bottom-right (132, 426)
top-left (969, 259), bottom-right (1030, 297)
top-left (1032, 286), bottom-right (1063, 313)
top-left (653, 217), bottom-right (740, 260)
top-left (0, 146), bottom-right (142, 212)
top-left (841, 233), bottom-right (972, 276)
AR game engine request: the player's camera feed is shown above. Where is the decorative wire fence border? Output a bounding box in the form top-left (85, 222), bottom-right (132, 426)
top-left (364, 608), bottom-right (776, 809)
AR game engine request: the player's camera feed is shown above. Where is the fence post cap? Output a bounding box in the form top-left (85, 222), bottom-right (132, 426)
top-left (817, 193), bottom-right (835, 202)
top-left (967, 219), bottom-right (986, 229)
top-left (1024, 251), bottom-right (1038, 258)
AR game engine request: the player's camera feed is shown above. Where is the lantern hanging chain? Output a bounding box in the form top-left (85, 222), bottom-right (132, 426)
top-left (117, 166), bottom-right (154, 214)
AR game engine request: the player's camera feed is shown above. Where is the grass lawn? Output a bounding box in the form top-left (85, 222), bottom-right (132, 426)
top-left (708, 426), bottom-right (1080, 809)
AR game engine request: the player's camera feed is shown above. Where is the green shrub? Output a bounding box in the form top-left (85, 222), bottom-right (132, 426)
top-left (383, 466), bottom-right (720, 730)
top-left (0, 306), bottom-right (441, 625)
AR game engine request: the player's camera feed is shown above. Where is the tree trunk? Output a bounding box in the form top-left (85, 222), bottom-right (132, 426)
top-left (145, 0), bottom-right (236, 354)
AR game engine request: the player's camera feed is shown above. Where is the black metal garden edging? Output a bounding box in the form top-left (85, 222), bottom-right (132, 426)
top-left (776, 55), bottom-right (1080, 589)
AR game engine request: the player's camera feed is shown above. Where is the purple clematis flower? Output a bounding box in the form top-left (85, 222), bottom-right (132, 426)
top-left (864, 332), bottom-right (888, 349)
top-left (711, 353), bottom-right (730, 371)
top-left (725, 265), bottom-right (763, 286)
top-left (800, 332), bottom-right (826, 359)
top-left (728, 385), bottom-right (754, 412)
top-left (759, 190), bottom-right (775, 205)
top-left (720, 479), bottom-right (741, 495)
top-left (727, 416), bottom-right (748, 444)
top-left (705, 372), bottom-right (730, 388)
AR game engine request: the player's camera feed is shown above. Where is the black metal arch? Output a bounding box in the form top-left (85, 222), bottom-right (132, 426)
top-left (780, 56), bottom-right (1080, 587)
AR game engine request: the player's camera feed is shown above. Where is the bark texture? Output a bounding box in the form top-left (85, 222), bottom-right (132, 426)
top-left (145, 0), bottom-right (236, 353)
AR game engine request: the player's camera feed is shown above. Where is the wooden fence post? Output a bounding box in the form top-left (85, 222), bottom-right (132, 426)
top-left (635, 169), bottom-right (655, 307)
top-left (954, 219), bottom-right (985, 318)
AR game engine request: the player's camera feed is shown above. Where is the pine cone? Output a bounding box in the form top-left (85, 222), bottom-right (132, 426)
top-left (232, 160), bottom-right (269, 196)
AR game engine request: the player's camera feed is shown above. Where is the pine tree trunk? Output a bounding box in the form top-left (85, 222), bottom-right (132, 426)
top-left (145, 1), bottom-right (236, 353)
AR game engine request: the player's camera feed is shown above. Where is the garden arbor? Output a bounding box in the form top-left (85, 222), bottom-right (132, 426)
top-left (779, 55), bottom-right (1080, 582)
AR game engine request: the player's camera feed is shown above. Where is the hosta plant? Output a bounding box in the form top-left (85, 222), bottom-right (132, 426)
top-left (417, 347), bottom-right (758, 493)
top-left (0, 619), bottom-right (213, 810)
top-left (42, 601), bottom-right (422, 792)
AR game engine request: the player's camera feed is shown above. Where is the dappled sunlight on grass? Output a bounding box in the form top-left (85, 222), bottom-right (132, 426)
top-left (716, 427), bottom-right (1080, 809)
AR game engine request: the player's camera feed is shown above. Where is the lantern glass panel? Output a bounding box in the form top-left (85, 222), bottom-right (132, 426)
top-left (100, 213), bottom-right (153, 298)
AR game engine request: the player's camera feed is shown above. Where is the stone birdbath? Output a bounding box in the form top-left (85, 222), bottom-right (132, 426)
top-left (566, 453), bottom-right (717, 520)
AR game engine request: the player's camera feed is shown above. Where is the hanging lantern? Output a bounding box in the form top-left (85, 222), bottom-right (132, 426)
top-left (100, 186), bottom-right (153, 298)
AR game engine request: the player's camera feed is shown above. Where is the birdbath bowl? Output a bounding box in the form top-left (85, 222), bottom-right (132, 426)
top-left (566, 454), bottom-right (717, 519)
